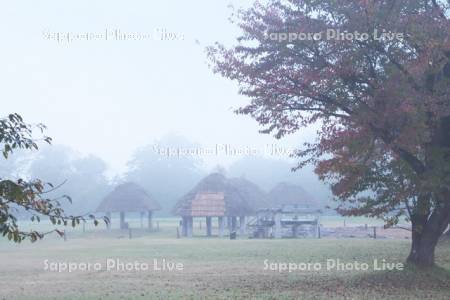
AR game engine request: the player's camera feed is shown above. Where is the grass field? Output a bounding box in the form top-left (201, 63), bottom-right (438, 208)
top-left (0, 220), bottom-right (449, 299)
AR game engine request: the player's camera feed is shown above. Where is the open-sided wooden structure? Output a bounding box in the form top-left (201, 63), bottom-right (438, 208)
top-left (172, 173), bottom-right (268, 237)
top-left (96, 182), bottom-right (161, 230)
top-left (248, 182), bottom-right (323, 238)
top-left (248, 207), bottom-right (322, 239)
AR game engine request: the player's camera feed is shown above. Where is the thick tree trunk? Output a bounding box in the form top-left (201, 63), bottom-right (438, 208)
top-left (407, 226), bottom-right (440, 267)
top-left (407, 197), bottom-right (450, 267)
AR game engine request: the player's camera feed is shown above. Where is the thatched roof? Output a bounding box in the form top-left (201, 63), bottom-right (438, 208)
top-left (227, 177), bottom-right (270, 210)
top-left (268, 182), bottom-right (320, 209)
top-left (96, 182), bottom-right (161, 213)
top-left (172, 173), bottom-right (268, 216)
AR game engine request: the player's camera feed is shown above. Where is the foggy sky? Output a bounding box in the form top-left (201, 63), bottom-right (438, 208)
top-left (0, 0), bottom-right (317, 177)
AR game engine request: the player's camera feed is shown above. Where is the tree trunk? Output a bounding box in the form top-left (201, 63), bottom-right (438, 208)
top-left (407, 226), bottom-right (440, 267)
top-left (407, 198), bottom-right (450, 268)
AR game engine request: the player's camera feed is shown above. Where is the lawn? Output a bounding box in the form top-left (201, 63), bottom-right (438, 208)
top-left (0, 222), bottom-right (448, 299)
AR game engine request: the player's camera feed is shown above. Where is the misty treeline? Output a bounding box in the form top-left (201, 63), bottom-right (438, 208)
top-left (1, 134), bottom-right (331, 216)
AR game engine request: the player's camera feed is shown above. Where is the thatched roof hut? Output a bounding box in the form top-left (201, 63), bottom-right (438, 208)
top-left (97, 182), bottom-right (161, 213)
top-left (97, 182), bottom-right (160, 230)
top-left (268, 182), bottom-right (320, 209)
top-left (227, 177), bottom-right (270, 211)
top-left (173, 173), bottom-right (267, 217)
top-left (173, 173), bottom-right (268, 237)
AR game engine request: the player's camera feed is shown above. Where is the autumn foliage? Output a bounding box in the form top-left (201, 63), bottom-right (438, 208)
top-left (209, 0), bottom-right (450, 267)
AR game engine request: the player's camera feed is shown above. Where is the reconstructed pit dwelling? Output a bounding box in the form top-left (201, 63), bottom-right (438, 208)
top-left (172, 173), bottom-right (269, 237)
top-left (96, 177), bottom-right (322, 239)
top-left (96, 182), bottom-right (161, 230)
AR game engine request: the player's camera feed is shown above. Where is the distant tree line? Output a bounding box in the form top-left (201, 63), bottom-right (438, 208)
top-left (2, 133), bottom-right (331, 217)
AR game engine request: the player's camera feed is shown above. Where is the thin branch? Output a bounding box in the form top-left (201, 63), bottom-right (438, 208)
top-left (40, 179), bottom-right (68, 194)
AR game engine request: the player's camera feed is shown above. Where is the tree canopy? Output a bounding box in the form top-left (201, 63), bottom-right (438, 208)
top-left (28, 145), bottom-right (111, 215)
top-left (0, 114), bottom-right (106, 242)
top-left (209, 0), bottom-right (450, 267)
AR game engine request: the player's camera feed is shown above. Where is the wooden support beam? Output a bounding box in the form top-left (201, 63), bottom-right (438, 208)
top-left (120, 212), bottom-right (126, 230)
top-left (315, 220), bottom-right (319, 238)
top-left (231, 216), bottom-right (237, 233)
top-left (274, 213), bottom-right (282, 238)
top-left (181, 217), bottom-right (188, 237)
top-left (206, 216), bottom-right (212, 237)
top-left (239, 216), bottom-right (246, 235)
top-left (292, 225), bottom-right (298, 238)
top-left (186, 216), bottom-right (193, 237)
top-left (218, 216), bottom-right (224, 237)
top-left (148, 210), bottom-right (153, 231)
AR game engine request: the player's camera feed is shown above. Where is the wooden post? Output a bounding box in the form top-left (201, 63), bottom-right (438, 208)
top-left (315, 220), bottom-right (319, 238)
top-left (206, 216), bottom-right (212, 237)
top-left (186, 217), bottom-right (193, 237)
top-left (274, 212), bottom-right (282, 238)
top-left (106, 212), bottom-right (111, 230)
top-left (181, 217), bottom-right (187, 237)
top-left (231, 216), bottom-right (237, 233)
top-left (239, 216), bottom-right (246, 235)
top-left (140, 212), bottom-right (144, 229)
top-left (373, 226), bottom-right (377, 239)
top-left (292, 225), bottom-right (298, 238)
top-left (120, 212), bottom-right (126, 230)
top-left (218, 216), bottom-right (224, 237)
top-left (148, 211), bottom-right (153, 231)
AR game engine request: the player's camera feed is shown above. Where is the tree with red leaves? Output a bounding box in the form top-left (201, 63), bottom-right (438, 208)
top-left (209, 0), bottom-right (450, 267)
